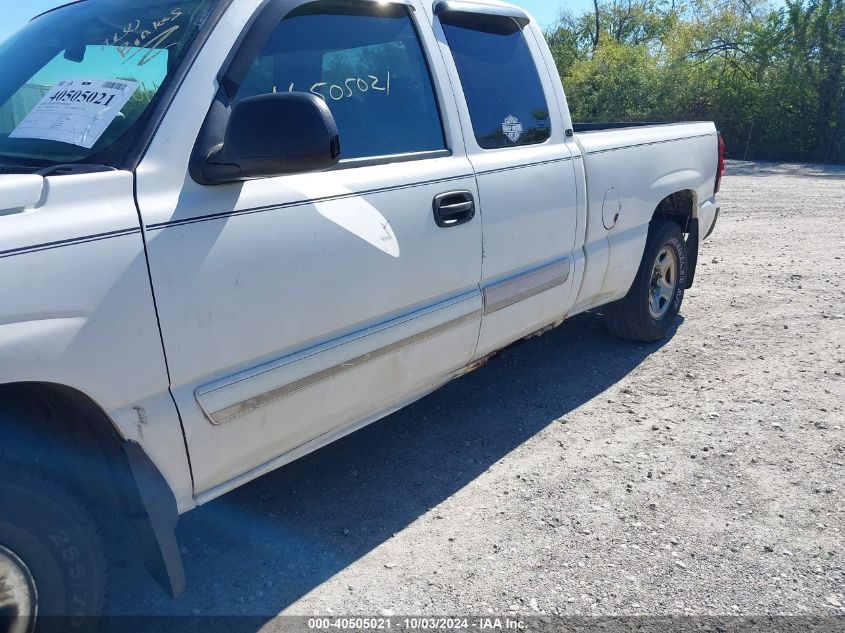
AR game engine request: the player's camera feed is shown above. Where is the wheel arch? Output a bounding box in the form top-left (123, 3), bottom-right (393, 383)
top-left (652, 189), bottom-right (696, 231)
top-left (650, 190), bottom-right (699, 289)
top-left (0, 381), bottom-right (185, 598)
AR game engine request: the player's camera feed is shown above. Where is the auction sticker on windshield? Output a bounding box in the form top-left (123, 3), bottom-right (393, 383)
top-left (9, 79), bottom-right (140, 149)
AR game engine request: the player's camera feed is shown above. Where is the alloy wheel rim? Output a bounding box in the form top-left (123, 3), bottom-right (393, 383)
top-left (649, 246), bottom-right (678, 320)
top-left (0, 545), bottom-right (37, 633)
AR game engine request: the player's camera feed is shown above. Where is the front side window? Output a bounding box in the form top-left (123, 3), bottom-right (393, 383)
top-left (236, 2), bottom-right (445, 161)
top-left (440, 13), bottom-right (551, 150)
top-left (0, 0), bottom-right (221, 171)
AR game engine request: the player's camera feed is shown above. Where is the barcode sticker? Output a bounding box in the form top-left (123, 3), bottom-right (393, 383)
top-left (9, 78), bottom-right (140, 149)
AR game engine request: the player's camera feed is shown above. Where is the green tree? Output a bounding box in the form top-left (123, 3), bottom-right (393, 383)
top-left (544, 0), bottom-right (845, 162)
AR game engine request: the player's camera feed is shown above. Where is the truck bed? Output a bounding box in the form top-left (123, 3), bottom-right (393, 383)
top-left (568, 121), bottom-right (720, 315)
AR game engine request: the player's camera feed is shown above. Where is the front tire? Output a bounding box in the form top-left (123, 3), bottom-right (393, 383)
top-left (0, 459), bottom-right (107, 633)
top-left (604, 220), bottom-right (688, 342)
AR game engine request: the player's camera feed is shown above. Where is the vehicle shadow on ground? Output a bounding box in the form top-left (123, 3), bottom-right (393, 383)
top-left (105, 310), bottom-right (680, 625)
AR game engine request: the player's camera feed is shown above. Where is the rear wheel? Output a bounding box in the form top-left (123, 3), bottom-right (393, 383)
top-left (604, 220), bottom-right (688, 342)
top-left (0, 459), bottom-right (107, 633)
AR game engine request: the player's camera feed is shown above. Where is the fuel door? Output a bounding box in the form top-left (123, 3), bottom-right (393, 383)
top-left (602, 188), bottom-right (621, 230)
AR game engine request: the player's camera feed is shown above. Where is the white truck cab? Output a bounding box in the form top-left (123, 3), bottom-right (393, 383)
top-left (0, 0), bottom-right (722, 626)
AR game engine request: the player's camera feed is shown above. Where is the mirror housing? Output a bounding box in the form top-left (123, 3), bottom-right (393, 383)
top-left (0, 174), bottom-right (44, 214)
top-left (198, 92), bottom-right (341, 185)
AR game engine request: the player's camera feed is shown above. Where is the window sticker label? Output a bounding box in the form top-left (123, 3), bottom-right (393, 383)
top-left (9, 79), bottom-right (140, 149)
top-left (502, 115), bottom-right (524, 143)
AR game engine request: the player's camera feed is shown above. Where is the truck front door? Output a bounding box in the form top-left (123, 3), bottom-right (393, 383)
top-left (136, 0), bottom-right (483, 498)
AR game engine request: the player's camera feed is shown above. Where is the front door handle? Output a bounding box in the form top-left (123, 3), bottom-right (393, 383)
top-left (433, 191), bottom-right (475, 228)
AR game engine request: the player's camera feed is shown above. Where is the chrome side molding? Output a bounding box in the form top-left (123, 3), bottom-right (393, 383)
top-left (482, 256), bottom-right (571, 315)
top-left (205, 309), bottom-right (481, 425)
top-left (198, 256), bottom-right (571, 426)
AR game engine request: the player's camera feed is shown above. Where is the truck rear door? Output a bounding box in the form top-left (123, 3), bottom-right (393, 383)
top-left (430, 1), bottom-right (582, 357)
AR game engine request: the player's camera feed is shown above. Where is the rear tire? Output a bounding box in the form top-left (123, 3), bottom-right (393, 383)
top-left (0, 459), bottom-right (107, 633)
top-left (604, 220), bottom-right (688, 342)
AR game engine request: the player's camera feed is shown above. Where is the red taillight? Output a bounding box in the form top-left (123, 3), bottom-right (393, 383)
top-left (715, 133), bottom-right (725, 193)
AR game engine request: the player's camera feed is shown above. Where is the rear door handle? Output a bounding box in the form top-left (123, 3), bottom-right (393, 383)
top-left (433, 191), bottom-right (475, 228)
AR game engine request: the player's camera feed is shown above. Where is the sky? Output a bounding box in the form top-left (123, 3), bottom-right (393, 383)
top-left (0, 0), bottom-right (586, 44)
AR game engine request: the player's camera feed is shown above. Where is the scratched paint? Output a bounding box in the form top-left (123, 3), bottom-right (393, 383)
top-left (294, 183), bottom-right (400, 258)
top-left (132, 405), bottom-right (149, 438)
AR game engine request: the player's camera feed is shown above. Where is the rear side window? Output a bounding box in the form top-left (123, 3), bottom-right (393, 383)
top-left (440, 13), bottom-right (551, 149)
top-left (236, 2), bottom-right (445, 161)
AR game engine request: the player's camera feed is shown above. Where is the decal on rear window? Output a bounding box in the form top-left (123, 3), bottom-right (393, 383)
top-left (502, 115), bottom-right (524, 143)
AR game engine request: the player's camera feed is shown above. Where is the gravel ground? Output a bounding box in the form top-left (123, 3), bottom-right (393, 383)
top-left (108, 161), bottom-right (845, 623)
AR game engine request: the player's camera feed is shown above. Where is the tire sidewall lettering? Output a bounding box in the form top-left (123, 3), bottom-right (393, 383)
top-left (669, 236), bottom-right (687, 312)
top-left (48, 530), bottom-right (90, 626)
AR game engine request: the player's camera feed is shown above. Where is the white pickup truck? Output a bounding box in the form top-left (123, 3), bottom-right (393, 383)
top-left (0, 0), bottom-right (723, 625)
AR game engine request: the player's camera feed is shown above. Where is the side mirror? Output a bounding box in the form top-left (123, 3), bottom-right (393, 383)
top-left (199, 92), bottom-right (341, 185)
top-left (0, 174), bottom-right (44, 214)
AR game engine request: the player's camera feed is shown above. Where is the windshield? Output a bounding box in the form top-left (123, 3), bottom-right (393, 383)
top-left (0, 0), bottom-right (221, 171)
